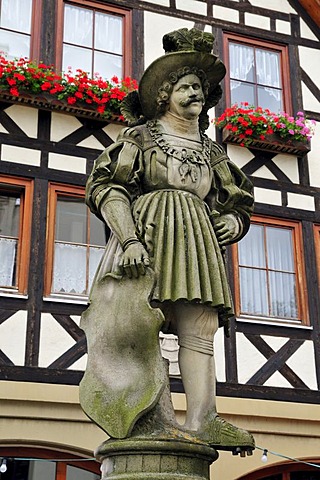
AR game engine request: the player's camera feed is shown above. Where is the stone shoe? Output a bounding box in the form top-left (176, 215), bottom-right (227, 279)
top-left (198, 414), bottom-right (255, 454)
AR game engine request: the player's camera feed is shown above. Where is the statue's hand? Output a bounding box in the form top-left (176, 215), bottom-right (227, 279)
top-left (119, 242), bottom-right (150, 279)
top-left (214, 214), bottom-right (239, 247)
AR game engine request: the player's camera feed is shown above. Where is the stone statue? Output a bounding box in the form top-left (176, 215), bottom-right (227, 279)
top-left (80, 28), bottom-right (255, 456)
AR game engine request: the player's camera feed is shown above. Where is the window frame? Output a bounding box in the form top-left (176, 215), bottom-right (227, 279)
top-left (314, 224), bottom-right (320, 286)
top-left (0, 0), bottom-right (42, 61)
top-left (223, 32), bottom-right (292, 114)
top-left (55, 0), bottom-right (132, 78)
top-left (232, 215), bottom-right (309, 326)
top-left (0, 175), bottom-right (33, 295)
top-left (45, 183), bottom-right (106, 299)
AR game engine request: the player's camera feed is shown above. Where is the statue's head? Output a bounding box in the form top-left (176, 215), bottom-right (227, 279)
top-left (156, 68), bottom-right (208, 119)
top-left (139, 28), bottom-right (226, 128)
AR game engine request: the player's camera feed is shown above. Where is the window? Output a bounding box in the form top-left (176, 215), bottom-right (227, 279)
top-left (56, 1), bottom-right (132, 79)
top-left (233, 216), bottom-right (308, 325)
top-left (0, 447), bottom-right (100, 479)
top-left (0, 0), bottom-right (41, 60)
top-left (223, 33), bottom-right (291, 113)
top-left (0, 176), bottom-right (33, 294)
top-left (45, 184), bottom-right (107, 298)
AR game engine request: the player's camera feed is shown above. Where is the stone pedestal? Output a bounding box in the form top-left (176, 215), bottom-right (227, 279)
top-left (96, 438), bottom-right (219, 480)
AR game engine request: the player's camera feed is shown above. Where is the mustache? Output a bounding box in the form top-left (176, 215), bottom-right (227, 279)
top-left (180, 95), bottom-right (205, 107)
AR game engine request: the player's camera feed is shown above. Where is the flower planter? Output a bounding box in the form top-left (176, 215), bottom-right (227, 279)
top-left (222, 128), bottom-right (311, 156)
top-left (0, 90), bottom-right (123, 122)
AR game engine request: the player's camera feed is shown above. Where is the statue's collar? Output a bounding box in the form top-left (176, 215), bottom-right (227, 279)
top-left (158, 111), bottom-right (200, 139)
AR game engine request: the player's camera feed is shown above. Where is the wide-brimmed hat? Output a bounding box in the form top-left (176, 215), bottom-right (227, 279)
top-left (139, 28), bottom-right (226, 120)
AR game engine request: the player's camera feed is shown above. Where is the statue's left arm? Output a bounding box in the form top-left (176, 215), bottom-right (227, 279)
top-left (206, 143), bottom-right (254, 247)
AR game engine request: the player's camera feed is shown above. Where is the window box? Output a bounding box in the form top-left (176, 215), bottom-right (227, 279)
top-left (222, 127), bottom-right (311, 155)
top-left (0, 90), bottom-right (123, 122)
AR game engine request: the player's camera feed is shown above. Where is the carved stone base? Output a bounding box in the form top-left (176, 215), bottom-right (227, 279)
top-left (96, 438), bottom-right (219, 480)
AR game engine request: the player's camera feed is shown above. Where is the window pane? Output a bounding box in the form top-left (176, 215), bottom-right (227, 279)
top-left (89, 246), bottom-right (104, 290)
top-left (229, 43), bottom-right (254, 82)
top-left (0, 29), bottom-right (30, 58)
top-left (28, 459), bottom-right (56, 480)
top-left (257, 86), bottom-right (282, 113)
top-left (53, 243), bottom-right (86, 294)
top-left (94, 50), bottom-right (122, 79)
top-left (64, 4), bottom-right (93, 47)
top-left (90, 213), bottom-right (106, 246)
top-left (95, 12), bottom-right (122, 54)
top-left (0, 194), bottom-right (20, 237)
top-left (230, 80), bottom-right (255, 107)
top-left (266, 226), bottom-right (294, 272)
top-left (256, 48), bottom-right (281, 87)
top-left (238, 224), bottom-right (266, 267)
top-left (56, 198), bottom-right (87, 244)
top-left (0, 0), bottom-right (32, 33)
top-left (269, 271), bottom-right (298, 318)
top-left (240, 267), bottom-right (268, 315)
top-left (0, 237), bottom-right (17, 287)
top-left (67, 465), bottom-right (100, 479)
top-left (63, 44), bottom-right (92, 75)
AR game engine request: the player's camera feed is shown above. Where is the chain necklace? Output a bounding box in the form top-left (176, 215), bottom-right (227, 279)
top-left (146, 120), bottom-right (211, 183)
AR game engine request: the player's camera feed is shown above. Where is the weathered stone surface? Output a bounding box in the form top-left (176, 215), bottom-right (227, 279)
top-left (97, 438), bottom-right (219, 480)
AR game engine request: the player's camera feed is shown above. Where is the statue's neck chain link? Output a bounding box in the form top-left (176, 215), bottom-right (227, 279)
top-left (146, 120), bottom-right (211, 184)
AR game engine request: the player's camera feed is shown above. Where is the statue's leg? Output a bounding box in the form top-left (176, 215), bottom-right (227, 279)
top-left (173, 303), bottom-right (255, 453)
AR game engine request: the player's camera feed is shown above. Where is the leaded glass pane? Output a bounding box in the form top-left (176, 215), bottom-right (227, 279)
top-left (240, 267), bottom-right (268, 316)
top-left (62, 44), bottom-right (92, 75)
top-left (94, 50), bottom-right (122, 79)
top-left (230, 80), bottom-right (255, 108)
top-left (53, 243), bottom-right (86, 294)
top-left (64, 4), bottom-right (93, 47)
top-left (257, 86), bottom-right (282, 113)
top-left (55, 198), bottom-right (87, 244)
top-left (269, 271), bottom-right (298, 318)
top-left (0, 29), bottom-right (30, 59)
top-left (238, 224), bottom-right (266, 268)
top-left (266, 227), bottom-right (294, 272)
top-left (0, 0), bottom-right (32, 33)
top-left (229, 42), bottom-right (254, 82)
top-left (94, 12), bottom-right (122, 54)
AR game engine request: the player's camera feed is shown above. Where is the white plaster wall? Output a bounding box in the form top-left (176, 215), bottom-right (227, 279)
top-left (77, 135), bottom-right (105, 150)
top-left (254, 187), bottom-right (282, 205)
top-left (212, 5), bottom-right (239, 23)
top-left (287, 192), bottom-right (315, 211)
top-left (39, 313), bottom-right (77, 368)
top-left (214, 326), bottom-right (226, 382)
top-left (272, 154), bottom-right (299, 183)
top-left (0, 310), bottom-right (27, 365)
top-left (48, 152), bottom-right (86, 174)
top-left (175, 0), bottom-right (206, 16)
top-left (1, 144), bottom-right (41, 166)
top-left (309, 121), bottom-right (320, 188)
top-left (251, 165), bottom-right (277, 180)
top-left (103, 123), bottom-right (123, 142)
top-left (247, 0), bottom-right (295, 13)
top-left (300, 19), bottom-right (319, 41)
top-left (5, 105), bottom-right (38, 138)
top-left (144, 11), bottom-right (193, 68)
top-left (276, 20), bottom-right (291, 36)
top-left (236, 332), bottom-right (267, 384)
top-left (286, 340), bottom-right (318, 390)
top-left (245, 13), bottom-right (270, 30)
top-left (226, 144), bottom-right (255, 169)
top-left (50, 112), bottom-right (82, 142)
top-left (299, 46), bottom-right (320, 95)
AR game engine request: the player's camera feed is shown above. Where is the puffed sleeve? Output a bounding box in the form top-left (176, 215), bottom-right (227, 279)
top-left (206, 141), bottom-right (254, 242)
top-left (86, 126), bottom-right (144, 221)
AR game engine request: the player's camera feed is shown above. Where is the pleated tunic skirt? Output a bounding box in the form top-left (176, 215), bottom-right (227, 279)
top-left (93, 188), bottom-right (233, 321)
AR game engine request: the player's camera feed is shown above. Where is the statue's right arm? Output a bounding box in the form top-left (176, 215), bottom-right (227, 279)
top-left (99, 190), bottom-right (150, 279)
top-left (86, 127), bottom-right (150, 279)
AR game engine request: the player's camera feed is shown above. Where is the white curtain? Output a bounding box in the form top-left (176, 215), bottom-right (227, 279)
top-left (0, 238), bottom-right (17, 287)
top-left (238, 225), bottom-right (298, 319)
top-left (95, 12), bottom-right (122, 54)
top-left (256, 48), bottom-right (280, 87)
top-left (52, 243), bottom-right (86, 294)
top-left (229, 43), bottom-right (254, 82)
top-left (1, 0), bottom-right (32, 33)
top-left (63, 4), bottom-right (93, 47)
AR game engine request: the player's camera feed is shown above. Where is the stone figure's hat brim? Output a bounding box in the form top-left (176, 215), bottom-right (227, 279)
top-left (139, 50), bottom-right (226, 120)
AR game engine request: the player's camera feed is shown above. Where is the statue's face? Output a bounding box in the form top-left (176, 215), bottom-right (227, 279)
top-left (168, 74), bottom-right (204, 120)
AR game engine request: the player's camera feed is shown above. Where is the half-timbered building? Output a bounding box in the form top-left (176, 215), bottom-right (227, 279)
top-left (0, 1), bottom-right (319, 479)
